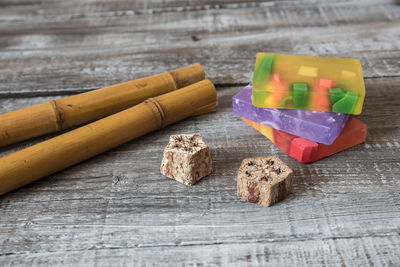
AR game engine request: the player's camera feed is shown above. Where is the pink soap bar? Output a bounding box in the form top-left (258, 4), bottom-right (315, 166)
top-left (242, 117), bottom-right (367, 163)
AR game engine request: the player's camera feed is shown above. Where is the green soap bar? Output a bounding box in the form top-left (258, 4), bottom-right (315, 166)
top-left (329, 88), bottom-right (346, 104)
top-left (292, 83), bottom-right (309, 109)
top-left (332, 91), bottom-right (358, 114)
top-left (252, 54), bottom-right (274, 87)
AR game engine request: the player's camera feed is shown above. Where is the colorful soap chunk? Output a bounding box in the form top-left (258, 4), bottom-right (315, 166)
top-left (252, 53), bottom-right (365, 114)
top-left (232, 84), bottom-right (350, 145)
top-left (242, 117), bottom-right (367, 163)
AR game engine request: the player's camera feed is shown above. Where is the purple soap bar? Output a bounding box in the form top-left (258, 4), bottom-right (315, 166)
top-left (232, 84), bottom-right (350, 145)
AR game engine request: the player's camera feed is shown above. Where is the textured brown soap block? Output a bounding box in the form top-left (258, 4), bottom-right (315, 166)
top-left (160, 134), bottom-right (212, 185)
top-left (237, 156), bottom-right (293, 207)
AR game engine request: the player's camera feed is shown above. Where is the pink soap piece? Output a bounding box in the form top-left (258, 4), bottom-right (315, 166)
top-left (271, 73), bottom-right (287, 90)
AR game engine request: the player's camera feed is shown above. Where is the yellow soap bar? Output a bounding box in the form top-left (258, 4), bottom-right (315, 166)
top-left (252, 53), bottom-right (365, 114)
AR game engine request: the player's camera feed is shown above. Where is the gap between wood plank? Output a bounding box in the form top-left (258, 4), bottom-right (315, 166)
top-left (0, 75), bottom-right (399, 99)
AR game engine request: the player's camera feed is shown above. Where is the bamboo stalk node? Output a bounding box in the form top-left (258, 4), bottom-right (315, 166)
top-left (146, 98), bottom-right (166, 129)
top-left (50, 100), bottom-right (64, 131)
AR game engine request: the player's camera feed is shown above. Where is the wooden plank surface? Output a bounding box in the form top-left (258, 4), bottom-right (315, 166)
top-left (0, 0), bottom-right (399, 95)
top-left (0, 0), bottom-right (400, 266)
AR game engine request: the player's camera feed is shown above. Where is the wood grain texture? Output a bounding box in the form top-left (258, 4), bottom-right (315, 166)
top-left (0, 0), bottom-right (399, 95)
top-left (1, 0), bottom-right (400, 266)
top-left (1, 78), bottom-right (400, 266)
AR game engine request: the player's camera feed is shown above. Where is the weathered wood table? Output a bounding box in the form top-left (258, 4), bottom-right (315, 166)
top-left (1, 0), bottom-right (399, 266)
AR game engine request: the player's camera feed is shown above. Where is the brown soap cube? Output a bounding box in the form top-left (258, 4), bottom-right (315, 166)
top-left (160, 134), bottom-right (212, 186)
top-left (237, 156), bottom-right (293, 207)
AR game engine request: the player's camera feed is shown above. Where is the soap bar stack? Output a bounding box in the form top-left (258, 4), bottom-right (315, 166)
top-left (233, 53), bottom-right (367, 163)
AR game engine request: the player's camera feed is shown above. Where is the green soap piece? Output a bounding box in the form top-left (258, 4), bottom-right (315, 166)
top-left (332, 91), bottom-right (358, 114)
top-left (329, 88), bottom-right (346, 104)
top-left (252, 90), bottom-right (269, 107)
top-left (292, 83), bottom-right (309, 109)
top-left (279, 96), bottom-right (293, 108)
top-left (252, 54), bottom-right (274, 87)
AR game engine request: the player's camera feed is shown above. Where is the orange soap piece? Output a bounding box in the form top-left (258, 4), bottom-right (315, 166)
top-left (310, 79), bottom-right (336, 110)
top-left (270, 73), bottom-right (290, 106)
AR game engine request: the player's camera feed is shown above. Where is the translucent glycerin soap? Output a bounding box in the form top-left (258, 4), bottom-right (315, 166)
top-left (252, 53), bottom-right (365, 114)
top-left (243, 117), bottom-right (367, 163)
top-left (233, 84), bottom-right (350, 145)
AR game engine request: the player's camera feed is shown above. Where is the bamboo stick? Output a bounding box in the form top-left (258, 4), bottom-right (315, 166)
top-left (0, 80), bottom-right (217, 196)
top-left (0, 64), bottom-right (205, 147)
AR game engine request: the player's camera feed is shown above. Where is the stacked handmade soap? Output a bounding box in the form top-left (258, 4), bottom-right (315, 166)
top-left (233, 53), bottom-right (367, 163)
